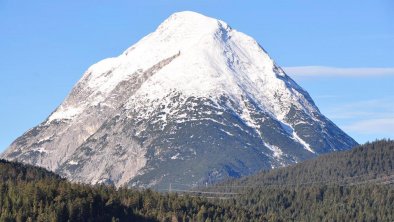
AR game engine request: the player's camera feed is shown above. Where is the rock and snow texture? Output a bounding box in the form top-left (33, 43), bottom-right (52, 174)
top-left (1, 11), bottom-right (357, 187)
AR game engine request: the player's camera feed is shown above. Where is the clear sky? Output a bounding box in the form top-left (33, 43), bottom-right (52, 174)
top-left (1, 0), bottom-right (393, 152)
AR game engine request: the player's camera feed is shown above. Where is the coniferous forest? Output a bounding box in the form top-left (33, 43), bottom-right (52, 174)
top-left (0, 140), bottom-right (393, 221)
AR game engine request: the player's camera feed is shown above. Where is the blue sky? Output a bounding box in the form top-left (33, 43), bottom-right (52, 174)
top-left (1, 1), bottom-right (393, 152)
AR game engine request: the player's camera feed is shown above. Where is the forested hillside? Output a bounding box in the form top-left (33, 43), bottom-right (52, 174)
top-left (207, 139), bottom-right (394, 221)
top-left (0, 140), bottom-right (393, 221)
top-left (229, 139), bottom-right (393, 187)
top-left (0, 160), bottom-right (255, 221)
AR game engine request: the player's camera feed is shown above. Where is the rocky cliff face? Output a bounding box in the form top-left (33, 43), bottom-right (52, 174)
top-left (2, 11), bottom-right (357, 188)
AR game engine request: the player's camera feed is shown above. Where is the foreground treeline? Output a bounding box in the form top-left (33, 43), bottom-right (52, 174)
top-left (0, 140), bottom-right (393, 221)
top-left (0, 159), bottom-right (256, 222)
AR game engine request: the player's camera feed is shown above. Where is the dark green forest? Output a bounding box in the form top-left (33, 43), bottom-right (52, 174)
top-left (0, 159), bottom-right (256, 222)
top-left (227, 139), bottom-right (394, 187)
top-left (0, 140), bottom-right (393, 221)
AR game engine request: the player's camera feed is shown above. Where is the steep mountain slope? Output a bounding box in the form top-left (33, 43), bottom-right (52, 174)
top-left (2, 11), bottom-right (357, 187)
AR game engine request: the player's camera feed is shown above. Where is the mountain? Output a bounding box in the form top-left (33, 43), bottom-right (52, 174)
top-left (1, 11), bottom-right (357, 187)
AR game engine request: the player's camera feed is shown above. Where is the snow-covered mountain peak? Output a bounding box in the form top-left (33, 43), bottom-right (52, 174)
top-left (49, 11), bottom-right (277, 121)
top-left (81, 13), bottom-right (224, 89)
top-left (48, 10), bottom-right (318, 132)
top-left (2, 11), bottom-right (358, 188)
top-left (155, 11), bottom-right (231, 40)
top-left (121, 11), bottom-right (231, 57)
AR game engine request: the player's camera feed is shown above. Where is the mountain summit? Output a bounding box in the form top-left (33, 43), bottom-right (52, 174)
top-left (2, 11), bottom-right (357, 187)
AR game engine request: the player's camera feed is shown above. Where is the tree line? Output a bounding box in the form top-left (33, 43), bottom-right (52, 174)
top-left (0, 139), bottom-right (392, 221)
